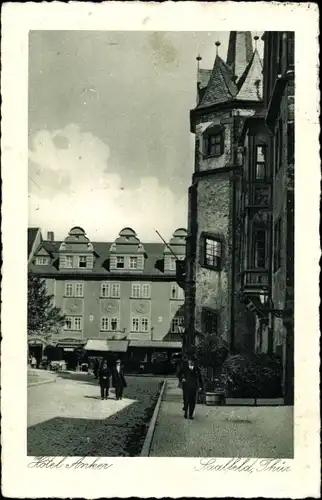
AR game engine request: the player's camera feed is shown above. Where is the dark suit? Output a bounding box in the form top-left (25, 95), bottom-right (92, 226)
top-left (99, 365), bottom-right (111, 399)
top-left (179, 363), bottom-right (203, 417)
top-left (112, 365), bottom-right (127, 400)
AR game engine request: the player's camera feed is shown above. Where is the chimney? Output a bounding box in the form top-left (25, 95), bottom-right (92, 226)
top-left (47, 231), bottom-right (54, 242)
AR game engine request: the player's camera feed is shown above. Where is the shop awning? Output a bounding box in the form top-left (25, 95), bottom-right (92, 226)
top-left (84, 339), bottom-right (129, 352)
top-left (129, 340), bottom-right (182, 349)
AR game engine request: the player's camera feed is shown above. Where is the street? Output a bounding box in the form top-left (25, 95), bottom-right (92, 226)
top-left (28, 373), bottom-right (162, 456)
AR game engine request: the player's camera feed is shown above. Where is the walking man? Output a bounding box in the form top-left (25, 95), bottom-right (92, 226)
top-left (112, 359), bottom-right (127, 400)
top-left (179, 356), bottom-right (203, 420)
top-left (98, 360), bottom-right (111, 400)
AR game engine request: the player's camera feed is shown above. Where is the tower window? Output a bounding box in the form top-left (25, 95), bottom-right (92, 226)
top-left (255, 145), bottom-right (267, 180)
top-left (253, 230), bottom-right (267, 268)
top-left (201, 235), bottom-right (222, 270)
top-left (203, 131), bottom-right (224, 157)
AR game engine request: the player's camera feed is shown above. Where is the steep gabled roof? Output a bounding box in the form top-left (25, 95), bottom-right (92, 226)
top-left (226, 31), bottom-right (253, 82)
top-left (236, 48), bottom-right (263, 101)
top-left (198, 69), bottom-right (212, 90)
top-left (198, 55), bottom-right (238, 108)
top-left (28, 227), bottom-right (41, 258)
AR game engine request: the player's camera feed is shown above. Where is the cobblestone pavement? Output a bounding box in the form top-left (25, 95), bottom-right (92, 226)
top-left (28, 373), bottom-right (162, 456)
top-left (149, 379), bottom-right (294, 458)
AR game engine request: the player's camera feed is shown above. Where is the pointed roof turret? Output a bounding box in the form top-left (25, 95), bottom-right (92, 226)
top-left (236, 48), bottom-right (263, 101)
top-left (198, 54), bottom-right (238, 108)
top-left (226, 31), bottom-right (253, 83)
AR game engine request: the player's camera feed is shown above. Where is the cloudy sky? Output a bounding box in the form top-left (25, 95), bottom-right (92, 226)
top-left (28, 30), bottom-right (263, 242)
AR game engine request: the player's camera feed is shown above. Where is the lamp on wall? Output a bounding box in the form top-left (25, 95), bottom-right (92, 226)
top-left (258, 288), bottom-right (290, 319)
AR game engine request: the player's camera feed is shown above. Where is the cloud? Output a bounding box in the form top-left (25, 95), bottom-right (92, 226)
top-left (28, 124), bottom-right (188, 242)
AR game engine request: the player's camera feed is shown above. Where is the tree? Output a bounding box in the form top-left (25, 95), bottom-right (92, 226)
top-left (28, 273), bottom-right (65, 336)
top-left (196, 334), bottom-right (229, 390)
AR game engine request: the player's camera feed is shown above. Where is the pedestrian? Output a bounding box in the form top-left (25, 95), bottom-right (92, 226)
top-left (179, 355), bottom-right (203, 420)
top-left (112, 359), bottom-right (127, 400)
top-left (31, 355), bottom-right (37, 369)
top-left (98, 359), bottom-right (111, 400)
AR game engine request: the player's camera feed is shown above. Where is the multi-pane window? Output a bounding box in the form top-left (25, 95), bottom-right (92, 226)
top-left (65, 316), bottom-right (73, 330)
top-left (129, 257), bottom-right (138, 269)
top-left (35, 257), bottom-right (49, 265)
top-left (65, 283), bottom-right (73, 297)
top-left (74, 317), bottom-right (82, 330)
top-left (110, 283), bottom-right (120, 298)
top-left (101, 317), bottom-right (109, 331)
top-left (101, 317), bottom-right (119, 331)
top-left (78, 256), bottom-right (87, 268)
top-left (132, 284), bottom-right (141, 298)
top-left (65, 316), bottom-right (82, 330)
top-left (171, 317), bottom-right (184, 333)
top-left (201, 308), bottom-right (218, 335)
top-left (101, 283), bottom-right (109, 298)
top-left (171, 284), bottom-right (184, 300)
top-left (203, 237), bottom-right (222, 270)
top-left (116, 256), bottom-right (125, 269)
top-left (255, 145), bottom-right (267, 180)
top-left (65, 255), bottom-right (73, 268)
top-left (274, 219), bottom-right (282, 271)
top-left (141, 318), bottom-right (149, 332)
top-left (111, 318), bottom-right (118, 331)
top-left (132, 317), bottom-right (140, 332)
top-left (75, 283), bottom-right (84, 297)
top-left (253, 230), bottom-right (266, 268)
top-left (203, 132), bottom-right (223, 157)
top-left (141, 284), bottom-right (151, 298)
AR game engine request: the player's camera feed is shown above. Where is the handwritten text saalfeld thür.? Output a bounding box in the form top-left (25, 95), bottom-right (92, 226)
top-left (195, 458), bottom-right (291, 474)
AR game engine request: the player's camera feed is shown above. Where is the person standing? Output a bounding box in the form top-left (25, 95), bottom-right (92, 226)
top-left (98, 360), bottom-right (111, 400)
top-left (31, 355), bottom-right (37, 369)
top-left (112, 359), bottom-right (127, 400)
top-left (179, 356), bottom-right (203, 420)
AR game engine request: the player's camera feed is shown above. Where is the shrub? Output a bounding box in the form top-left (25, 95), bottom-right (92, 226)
top-left (196, 334), bottom-right (229, 391)
top-left (222, 353), bottom-right (283, 399)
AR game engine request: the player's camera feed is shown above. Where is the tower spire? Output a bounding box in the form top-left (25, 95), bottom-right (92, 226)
top-left (226, 31), bottom-right (253, 82)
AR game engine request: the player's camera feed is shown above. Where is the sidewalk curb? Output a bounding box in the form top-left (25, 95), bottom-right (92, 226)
top-left (140, 380), bottom-right (166, 457)
top-left (28, 378), bottom-right (56, 388)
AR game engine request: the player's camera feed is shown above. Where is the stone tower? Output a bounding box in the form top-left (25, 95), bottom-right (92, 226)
top-left (185, 31), bottom-right (263, 352)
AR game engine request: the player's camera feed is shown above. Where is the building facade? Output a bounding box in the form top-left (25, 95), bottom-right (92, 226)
top-left (28, 226), bottom-right (186, 369)
top-left (182, 30), bottom-right (294, 403)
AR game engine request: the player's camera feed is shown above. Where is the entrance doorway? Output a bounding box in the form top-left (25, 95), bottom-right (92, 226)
top-left (28, 344), bottom-right (43, 368)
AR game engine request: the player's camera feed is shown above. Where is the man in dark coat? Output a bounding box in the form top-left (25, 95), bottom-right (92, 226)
top-left (98, 360), bottom-right (111, 400)
top-left (179, 356), bottom-right (203, 419)
top-left (112, 359), bottom-right (127, 400)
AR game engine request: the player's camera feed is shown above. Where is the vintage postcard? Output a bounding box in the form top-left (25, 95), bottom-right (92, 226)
top-left (1, 1), bottom-right (320, 498)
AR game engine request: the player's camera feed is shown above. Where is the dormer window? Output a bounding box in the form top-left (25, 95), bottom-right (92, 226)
top-left (35, 257), bottom-right (49, 266)
top-left (169, 256), bottom-right (176, 271)
top-left (78, 256), bottom-right (87, 268)
top-left (116, 256), bottom-right (124, 269)
top-left (65, 255), bottom-right (73, 268)
top-left (130, 257), bottom-right (138, 269)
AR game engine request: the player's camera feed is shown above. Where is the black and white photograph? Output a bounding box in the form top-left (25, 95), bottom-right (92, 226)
top-left (27, 28), bottom-right (295, 458)
top-left (1, 2), bottom-right (320, 499)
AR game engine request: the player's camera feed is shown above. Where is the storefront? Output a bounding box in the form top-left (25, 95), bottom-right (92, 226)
top-left (127, 340), bottom-right (182, 374)
top-left (84, 339), bottom-right (129, 367)
top-left (28, 335), bottom-right (50, 367)
top-left (55, 339), bottom-right (86, 370)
